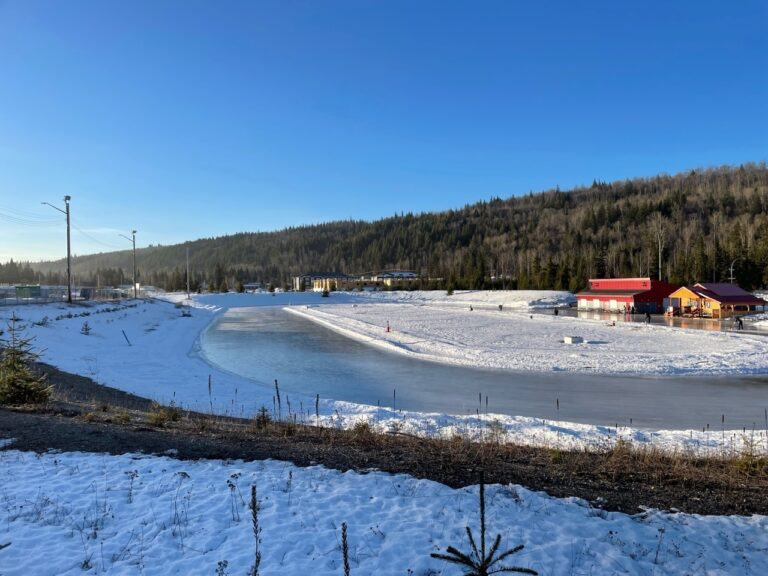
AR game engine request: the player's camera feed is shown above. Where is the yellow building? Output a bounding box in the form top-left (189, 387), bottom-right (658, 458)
top-left (311, 274), bottom-right (356, 292)
top-left (667, 283), bottom-right (766, 318)
top-left (372, 271), bottom-right (418, 287)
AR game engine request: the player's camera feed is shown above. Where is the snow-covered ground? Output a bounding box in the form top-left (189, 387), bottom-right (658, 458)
top-left (349, 288), bottom-right (574, 310)
top-left (1, 291), bottom-right (767, 574)
top-left (0, 447), bottom-right (765, 576)
top-left (1, 291), bottom-right (767, 454)
top-left (286, 296), bottom-right (768, 375)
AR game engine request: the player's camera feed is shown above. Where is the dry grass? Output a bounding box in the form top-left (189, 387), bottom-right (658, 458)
top-left (7, 385), bottom-right (767, 516)
top-left (147, 402), bottom-right (182, 428)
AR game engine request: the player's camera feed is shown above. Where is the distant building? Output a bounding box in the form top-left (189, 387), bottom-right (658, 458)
top-left (311, 273), bottom-right (356, 292)
top-left (371, 271), bottom-right (418, 287)
top-left (293, 270), bottom-right (419, 291)
top-left (292, 274), bottom-right (326, 291)
top-left (667, 283), bottom-right (767, 318)
top-left (576, 278), bottom-right (680, 313)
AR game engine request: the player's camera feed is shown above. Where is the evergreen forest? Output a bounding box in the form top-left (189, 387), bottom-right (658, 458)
top-left (4, 163), bottom-right (768, 293)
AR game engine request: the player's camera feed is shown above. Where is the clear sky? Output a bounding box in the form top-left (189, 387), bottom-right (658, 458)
top-left (1, 0), bottom-right (766, 262)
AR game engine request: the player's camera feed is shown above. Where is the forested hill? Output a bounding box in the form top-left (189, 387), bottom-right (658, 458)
top-left (7, 163), bottom-right (768, 292)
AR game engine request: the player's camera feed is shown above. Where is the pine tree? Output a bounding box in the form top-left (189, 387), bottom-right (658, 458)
top-left (431, 472), bottom-right (537, 575)
top-left (0, 314), bottom-right (52, 405)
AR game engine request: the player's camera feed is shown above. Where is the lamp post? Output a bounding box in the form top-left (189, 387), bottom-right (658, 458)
top-left (42, 196), bottom-right (72, 303)
top-left (729, 258), bottom-right (737, 284)
top-left (119, 230), bottom-right (137, 298)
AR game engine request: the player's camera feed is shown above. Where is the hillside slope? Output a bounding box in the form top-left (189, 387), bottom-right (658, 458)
top-left (7, 163), bottom-right (768, 290)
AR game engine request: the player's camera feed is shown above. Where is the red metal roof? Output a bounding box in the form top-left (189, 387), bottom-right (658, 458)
top-left (576, 290), bottom-right (646, 297)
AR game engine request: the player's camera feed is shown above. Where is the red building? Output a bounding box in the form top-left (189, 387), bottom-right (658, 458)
top-left (576, 278), bottom-right (680, 313)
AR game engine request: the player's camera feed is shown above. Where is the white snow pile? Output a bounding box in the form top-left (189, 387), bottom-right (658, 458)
top-left (0, 449), bottom-right (765, 576)
top-left (286, 298), bottom-right (768, 376)
top-left (351, 288), bottom-right (576, 310)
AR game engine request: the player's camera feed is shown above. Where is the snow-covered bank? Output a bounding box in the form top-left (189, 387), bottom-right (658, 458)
top-left (1, 292), bottom-right (766, 455)
top-left (349, 288), bottom-right (576, 310)
top-left (286, 298), bottom-right (768, 376)
top-left (0, 448), bottom-right (764, 576)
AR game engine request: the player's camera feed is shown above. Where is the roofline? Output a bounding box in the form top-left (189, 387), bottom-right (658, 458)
top-left (588, 277), bottom-right (677, 283)
top-left (588, 277), bottom-right (652, 282)
top-left (672, 286), bottom-right (767, 304)
top-left (576, 290), bottom-right (647, 297)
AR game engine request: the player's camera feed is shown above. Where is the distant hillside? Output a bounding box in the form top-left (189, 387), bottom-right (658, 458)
top-left (5, 162), bottom-right (768, 291)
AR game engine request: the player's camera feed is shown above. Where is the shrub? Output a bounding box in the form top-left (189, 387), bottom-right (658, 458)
top-left (114, 411), bottom-right (131, 424)
top-left (0, 314), bottom-right (52, 406)
top-left (487, 419), bottom-right (505, 443)
top-left (148, 402), bottom-right (182, 427)
top-left (732, 437), bottom-right (768, 476)
top-left (352, 420), bottom-right (375, 442)
top-left (253, 406), bottom-right (272, 430)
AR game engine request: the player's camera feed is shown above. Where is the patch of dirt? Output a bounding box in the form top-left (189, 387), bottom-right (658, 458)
top-left (1, 362), bottom-right (766, 516)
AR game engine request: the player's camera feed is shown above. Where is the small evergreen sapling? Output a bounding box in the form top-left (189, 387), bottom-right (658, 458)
top-left (0, 313), bottom-right (52, 405)
top-left (431, 472), bottom-right (537, 575)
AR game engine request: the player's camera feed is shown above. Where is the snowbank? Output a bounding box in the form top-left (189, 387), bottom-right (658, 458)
top-left (286, 299), bottom-right (768, 376)
top-left (0, 448), bottom-right (764, 576)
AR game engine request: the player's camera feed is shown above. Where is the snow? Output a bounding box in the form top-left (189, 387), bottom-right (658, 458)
top-left (1, 291), bottom-right (767, 574)
top-left (349, 288), bottom-right (575, 310)
top-left (285, 296), bottom-right (768, 375)
top-left (0, 448), bottom-right (765, 576)
top-left (1, 291), bottom-right (767, 455)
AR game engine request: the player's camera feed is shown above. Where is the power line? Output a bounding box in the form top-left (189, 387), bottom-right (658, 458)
top-left (3, 202), bottom-right (135, 253)
top-left (71, 223), bottom-right (123, 249)
top-left (0, 210), bottom-right (62, 227)
top-left (0, 209), bottom-right (124, 249)
top-left (0, 204), bottom-right (63, 221)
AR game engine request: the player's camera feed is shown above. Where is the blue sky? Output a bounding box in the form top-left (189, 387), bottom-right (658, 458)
top-left (1, 0), bottom-right (766, 262)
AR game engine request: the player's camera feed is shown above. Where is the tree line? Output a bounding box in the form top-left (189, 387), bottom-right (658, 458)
top-left (9, 162), bottom-right (768, 292)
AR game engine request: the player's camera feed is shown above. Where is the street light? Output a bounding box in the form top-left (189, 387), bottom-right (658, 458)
top-left (729, 258), bottom-right (738, 284)
top-left (119, 230), bottom-right (137, 299)
top-left (41, 196), bottom-right (72, 304)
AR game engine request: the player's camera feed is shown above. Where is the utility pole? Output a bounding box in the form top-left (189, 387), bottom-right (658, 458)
top-left (186, 246), bottom-right (190, 299)
top-left (119, 230), bottom-right (137, 298)
top-left (42, 195), bottom-right (72, 303)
